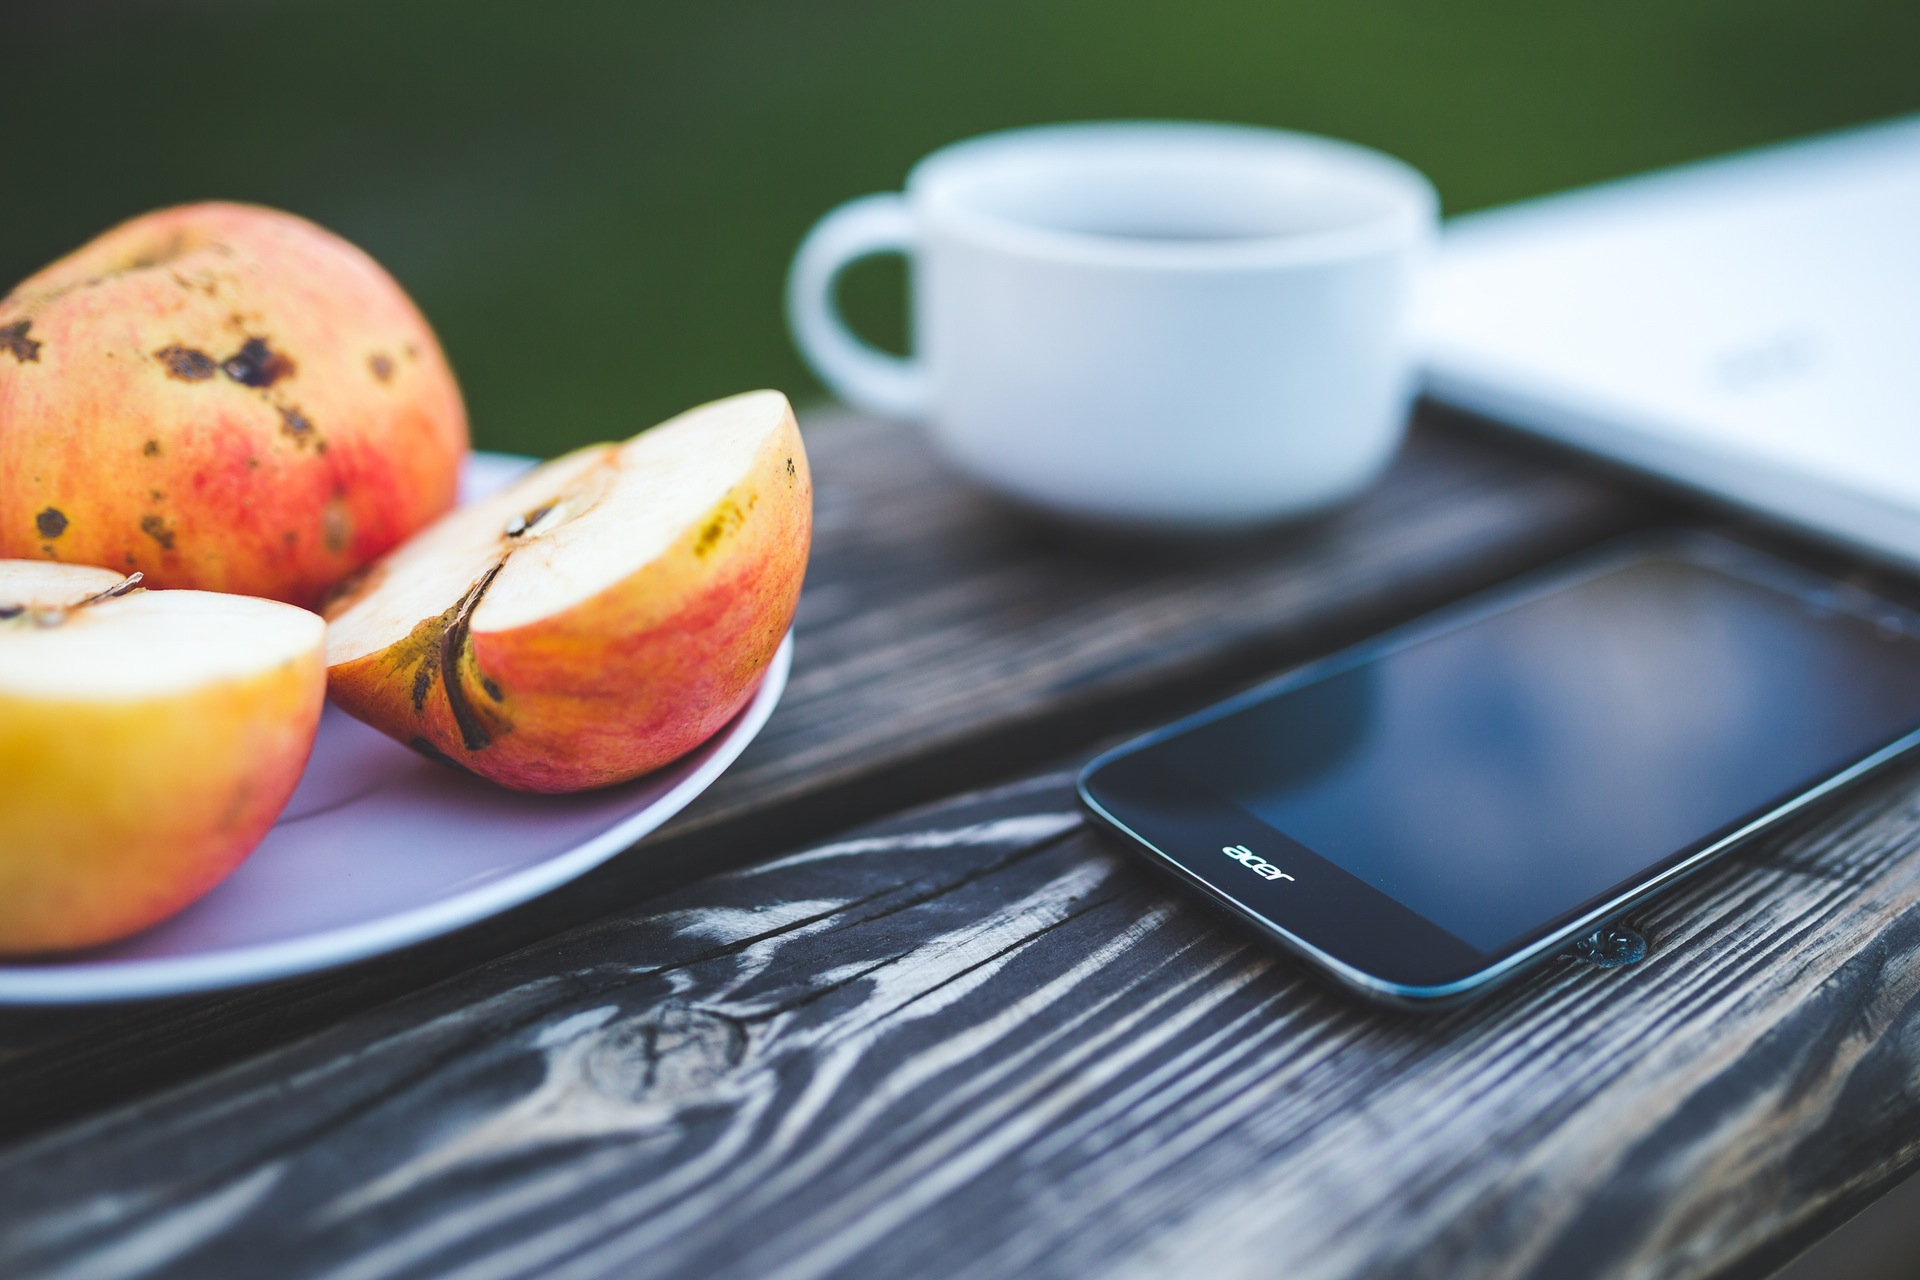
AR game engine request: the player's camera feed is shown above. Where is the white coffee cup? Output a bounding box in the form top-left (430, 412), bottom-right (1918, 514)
top-left (788, 121), bottom-right (1438, 529)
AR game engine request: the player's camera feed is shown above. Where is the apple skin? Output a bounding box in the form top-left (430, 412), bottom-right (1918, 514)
top-left (0, 604), bottom-right (326, 956)
top-left (326, 403), bottom-right (811, 793)
top-left (0, 202), bottom-right (469, 610)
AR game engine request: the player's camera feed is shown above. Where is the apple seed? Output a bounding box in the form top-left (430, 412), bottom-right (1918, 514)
top-left (504, 502), bottom-right (559, 540)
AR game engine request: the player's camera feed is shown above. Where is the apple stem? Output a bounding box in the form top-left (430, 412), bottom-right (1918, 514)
top-left (79, 572), bottom-right (145, 607)
top-left (2, 572), bottom-right (147, 630)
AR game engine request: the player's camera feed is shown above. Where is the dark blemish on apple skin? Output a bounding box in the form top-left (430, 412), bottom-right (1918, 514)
top-left (369, 353), bottom-right (394, 382)
top-left (154, 344), bottom-right (218, 381)
top-left (126, 234), bottom-right (188, 272)
top-left (0, 320), bottom-right (42, 363)
top-left (247, 456), bottom-right (260, 470)
top-left (389, 564), bottom-right (509, 752)
top-left (322, 501), bottom-right (351, 554)
top-left (279, 405), bottom-right (316, 442)
top-left (693, 500), bottom-right (744, 560)
top-left (35, 508), bottom-right (68, 539)
top-left (407, 737), bottom-right (474, 773)
top-left (144, 439), bottom-right (162, 457)
top-left (410, 659), bottom-right (435, 713)
top-left (169, 269), bottom-right (220, 298)
top-left (149, 489), bottom-right (164, 502)
top-left (439, 564), bottom-right (507, 751)
top-left (786, 457), bottom-right (795, 478)
top-left (140, 514), bottom-right (176, 550)
top-left (222, 337), bottom-right (295, 388)
top-left (481, 676), bottom-right (504, 702)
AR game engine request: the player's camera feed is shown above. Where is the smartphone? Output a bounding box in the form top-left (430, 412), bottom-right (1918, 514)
top-left (1078, 533), bottom-right (1920, 1006)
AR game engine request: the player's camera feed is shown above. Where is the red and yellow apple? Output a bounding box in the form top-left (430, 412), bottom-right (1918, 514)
top-left (0, 201), bottom-right (468, 610)
top-left (325, 390), bottom-right (810, 792)
top-left (0, 561), bottom-right (326, 954)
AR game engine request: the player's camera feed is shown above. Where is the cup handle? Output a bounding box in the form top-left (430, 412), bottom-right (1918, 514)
top-left (786, 193), bottom-right (929, 420)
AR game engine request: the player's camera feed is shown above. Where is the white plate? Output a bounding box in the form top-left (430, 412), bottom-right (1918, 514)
top-left (0, 453), bottom-right (790, 1004)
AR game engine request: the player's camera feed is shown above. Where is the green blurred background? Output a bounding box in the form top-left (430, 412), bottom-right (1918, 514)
top-left (4, 0), bottom-right (1917, 458)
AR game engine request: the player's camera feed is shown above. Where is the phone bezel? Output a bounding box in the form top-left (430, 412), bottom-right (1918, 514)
top-left (1077, 530), bottom-right (1920, 1006)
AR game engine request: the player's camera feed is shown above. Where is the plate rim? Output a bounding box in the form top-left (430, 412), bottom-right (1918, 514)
top-left (0, 632), bottom-right (792, 1004)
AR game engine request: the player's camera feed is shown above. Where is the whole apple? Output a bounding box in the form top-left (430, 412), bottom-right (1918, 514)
top-left (0, 202), bottom-right (469, 609)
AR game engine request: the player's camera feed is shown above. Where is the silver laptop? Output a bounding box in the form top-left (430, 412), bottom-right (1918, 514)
top-left (1418, 115), bottom-right (1920, 569)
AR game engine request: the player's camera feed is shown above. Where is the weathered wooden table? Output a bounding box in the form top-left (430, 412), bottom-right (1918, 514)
top-left (6, 406), bottom-right (1920, 1279)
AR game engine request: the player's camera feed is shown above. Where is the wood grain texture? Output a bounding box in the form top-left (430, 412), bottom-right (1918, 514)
top-left (8, 754), bottom-right (1920, 1280)
top-left (0, 404), bottom-right (1657, 1144)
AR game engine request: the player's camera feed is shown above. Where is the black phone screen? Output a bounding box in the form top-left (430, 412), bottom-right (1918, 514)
top-left (1114, 552), bottom-right (1920, 963)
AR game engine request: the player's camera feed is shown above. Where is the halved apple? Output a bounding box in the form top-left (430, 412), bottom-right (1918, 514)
top-left (0, 561), bottom-right (326, 954)
top-left (324, 389), bottom-right (811, 793)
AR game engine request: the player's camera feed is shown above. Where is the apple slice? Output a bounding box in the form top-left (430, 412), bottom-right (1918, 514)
top-left (324, 389), bottom-right (811, 792)
top-left (0, 561), bottom-right (326, 954)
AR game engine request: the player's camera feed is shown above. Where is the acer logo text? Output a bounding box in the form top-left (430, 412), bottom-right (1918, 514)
top-left (1222, 844), bottom-right (1294, 882)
